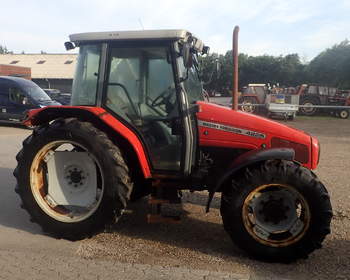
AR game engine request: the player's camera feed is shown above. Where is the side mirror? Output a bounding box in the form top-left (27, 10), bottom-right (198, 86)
top-left (182, 43), bottom-right (193, 68)
top-left (64, 42), bottom-right (75, 51)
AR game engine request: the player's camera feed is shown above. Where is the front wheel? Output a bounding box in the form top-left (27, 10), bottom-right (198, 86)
top-left (338, 109), bottom-right (349, 119)
top-left (220, 160), bottom-right (332, 262)
top-left (14, 118), bottom-right (133, 240)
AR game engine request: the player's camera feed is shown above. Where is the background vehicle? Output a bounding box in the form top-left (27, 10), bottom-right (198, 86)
top-left (298, 84), bottom-right (348, 116)
top-left (239, 83), bottom-right (267, 113)
top-left (0, 76), bottom-right (60, 123)
top-left (14, 29), bottom-right (332, 262)
top-left (265, 92), bottom-right (299, 120)
top-left (332, 90), bottom-right (350, 119)
top-left (240, 84), bottom-right (300, 119)
top-left (43, 88), bottom-right (71, 105)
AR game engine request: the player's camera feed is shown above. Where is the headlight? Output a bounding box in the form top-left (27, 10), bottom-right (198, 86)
top-left (271, 137), bottom-right (309, 164)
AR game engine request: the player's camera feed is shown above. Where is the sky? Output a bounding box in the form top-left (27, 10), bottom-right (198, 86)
top-left (0, 0), bottom-right (349, 61)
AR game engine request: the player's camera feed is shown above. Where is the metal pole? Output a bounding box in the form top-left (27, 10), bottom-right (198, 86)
top-left (232, 26), bottom-right (239, 110)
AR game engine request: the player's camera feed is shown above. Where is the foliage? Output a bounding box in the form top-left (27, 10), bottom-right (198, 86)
top-left (0, 45), bottom-right (12, 54)
top-left (200, 39), bottom-right (350, 94)
top-left (306, 40), bottom-right (350, 89)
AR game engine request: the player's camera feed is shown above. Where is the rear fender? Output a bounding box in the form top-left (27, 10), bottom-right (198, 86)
top-left (24, 106), bottom-right (152, 178)
top-left (205, 148), bottom-right (295, 212)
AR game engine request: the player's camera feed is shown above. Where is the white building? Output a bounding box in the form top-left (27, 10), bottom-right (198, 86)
top-left (0, 54), bottom-right (77, 92)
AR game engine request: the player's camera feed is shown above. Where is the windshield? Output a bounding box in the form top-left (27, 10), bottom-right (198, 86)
top-left (71, 44), bottom-right (101, 105)
top-left (177, 56), bottom-right (203, 104)
top-left (22, 85), bottom-right (51, 101)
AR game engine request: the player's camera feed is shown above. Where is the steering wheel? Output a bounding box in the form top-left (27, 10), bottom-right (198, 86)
top-left (151, 87), bottom-right (174, 107)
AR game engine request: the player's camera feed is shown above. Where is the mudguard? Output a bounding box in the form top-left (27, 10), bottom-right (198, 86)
top-left (23, 106), bottom-right (152, 178)
top-left (206, 147), bottom-right (295, 212)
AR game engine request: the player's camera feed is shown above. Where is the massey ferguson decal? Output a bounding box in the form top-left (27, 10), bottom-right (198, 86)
top-left (198, 120), bottom-right (266, 139)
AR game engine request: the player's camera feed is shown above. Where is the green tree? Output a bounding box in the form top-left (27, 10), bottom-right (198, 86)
top-left (307, 40), bottom-right (350, 89)
top-left (0, 45), bottom-right (12, 54)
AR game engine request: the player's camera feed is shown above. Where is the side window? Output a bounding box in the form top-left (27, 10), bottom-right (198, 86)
top-left (148, 59), bottom-right (174, 100)
top-left (0, 86), bottom-right (9, 106)
top-left (319, 87), bottom-right (327, 95)
top-left (308, 86), bottom-right (317, 94)
top-left (106, 54), bottom-right (141, 123)
top-left (9, 88), bottom-right (28, 105)
top-left (71, 44), bottom-right (101, 106)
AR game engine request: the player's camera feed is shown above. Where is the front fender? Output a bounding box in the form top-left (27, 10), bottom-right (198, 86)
top-left (205, 148), bottom-right (295, 212)
top-left (216, 148), bottom-right (295, 190)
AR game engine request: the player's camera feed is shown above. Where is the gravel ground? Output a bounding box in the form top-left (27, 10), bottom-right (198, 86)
top-left (76, 117), bottom-right (350, 280)
top-left (0, 117), bottom-right (349, 279)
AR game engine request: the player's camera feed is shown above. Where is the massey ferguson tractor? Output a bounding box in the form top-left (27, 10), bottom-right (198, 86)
top-left (14, 29), bottom-right (332, 262)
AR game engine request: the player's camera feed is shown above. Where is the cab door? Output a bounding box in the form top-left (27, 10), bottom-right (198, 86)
top-left (103, 43), bottom-right (188, 175)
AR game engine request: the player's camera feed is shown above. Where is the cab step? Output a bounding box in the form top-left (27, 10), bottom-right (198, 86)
top-left (147, 182), bottom-right (182, 224)
top-left (147, 214), bottom-right (181, 224)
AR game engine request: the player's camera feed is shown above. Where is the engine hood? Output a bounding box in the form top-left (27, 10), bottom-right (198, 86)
top-left (196, 101), bottom-right (313, 167)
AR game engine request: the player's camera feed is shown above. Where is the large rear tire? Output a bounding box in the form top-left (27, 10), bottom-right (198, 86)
top-left (240, 97), bottom-right (258, 114)
top-left (14, 118), bottom-right (133, 240)
top-left (220, 160), bottom-right (332, 262)
top-left (300, 98), bottom-right (318, 116)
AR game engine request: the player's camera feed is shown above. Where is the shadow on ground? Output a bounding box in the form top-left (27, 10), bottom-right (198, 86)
top-left (0, 167), bottom-right (42, 234)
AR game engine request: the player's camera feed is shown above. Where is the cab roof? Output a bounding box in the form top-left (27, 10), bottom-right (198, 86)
top-left (69, 29), bottom-right (206, 53)
top-left (70, 29), bottom-right (192, 43)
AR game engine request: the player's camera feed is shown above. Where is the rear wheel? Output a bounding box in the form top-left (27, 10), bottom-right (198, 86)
top-left (220, 160), bottom-right (332, 262)
top-left (14, 118), bottom-right (133, 240)
top-left (300, 98), bottom-right (318, 116)
top-left (241, 97), bottom-right (258, 114)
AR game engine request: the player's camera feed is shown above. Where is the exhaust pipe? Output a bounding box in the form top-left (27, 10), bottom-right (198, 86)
top-left (232, 26), bottom-right (239, 110)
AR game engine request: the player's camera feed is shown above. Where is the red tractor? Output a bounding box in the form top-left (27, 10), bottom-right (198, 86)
top-left (14, 29), bottom-right (332, 262)
top-left (298, 84), bottom-right (349, 117)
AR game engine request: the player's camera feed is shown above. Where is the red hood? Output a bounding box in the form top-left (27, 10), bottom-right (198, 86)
top-left (196, 101), bottom-right (313, 167)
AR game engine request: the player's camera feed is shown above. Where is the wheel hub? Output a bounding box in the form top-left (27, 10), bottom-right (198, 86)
top-left (65, 165), bottom-right (86, 188)
top-left (46, 151), bottom-right (97, 207)
top-left (260, 197), bottom-right (289, 224)
top-left (251, 190), bottom-right (297, 232)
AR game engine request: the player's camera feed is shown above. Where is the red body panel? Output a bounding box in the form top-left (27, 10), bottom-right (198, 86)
top-left (197, 102), bottom-right (316, 169)
top-left (24, 106), bottom-right (152, 178)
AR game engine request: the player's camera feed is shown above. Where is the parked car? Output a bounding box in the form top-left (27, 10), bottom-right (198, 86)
top-left (43, 88), bottom-right (71, 105)
top-left (0, 76), bottom-right (60, 123)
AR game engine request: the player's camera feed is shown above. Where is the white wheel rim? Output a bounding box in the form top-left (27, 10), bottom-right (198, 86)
top-left (30, 140), bottom-right (104, 223)
top-left (340, 111), bottom-right (348, 118)
top-left (242, 100), bottom-right (255, 113)
top-left (302, 102), bottom-right (315, 114)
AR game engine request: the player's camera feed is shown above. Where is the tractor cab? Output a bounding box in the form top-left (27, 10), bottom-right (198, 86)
top-left (68, 30), bottom-right (208, 175)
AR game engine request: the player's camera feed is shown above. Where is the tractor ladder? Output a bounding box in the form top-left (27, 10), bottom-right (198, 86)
top-left (147, 180), bottom-right (182, 224)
